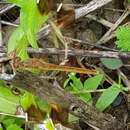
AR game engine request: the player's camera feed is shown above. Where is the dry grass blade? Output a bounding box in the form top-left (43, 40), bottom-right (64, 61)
top-left (49, 21), bottom-right (68, 63)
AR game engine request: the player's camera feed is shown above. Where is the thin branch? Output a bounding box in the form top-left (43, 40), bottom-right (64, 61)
top-left (96, 7), bottom-right (130, 45)
top-left (27, 48), bottom-right (130, 59)
top-left (104, 8), bottom-right (124, 12)
top-left (0, 4), bottom-right (15, 15)
top-left (64, 36), bottom-right (117, 51)
top-left (85, 14), bottom-right (113, 28)
top-left (0, 112), bottom-right (25, 119)
top-left (71, 89), bottom-right (106, 94)
top-left (118, 69), bottom-right (130, 90)
top-left (0, 17), bottom-right (3, 46)
top-left (0, 20), bottom-right (18, 27)
top-left (75, 0), bottom-right (112, 19)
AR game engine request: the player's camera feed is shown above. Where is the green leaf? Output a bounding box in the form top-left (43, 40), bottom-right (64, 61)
top-left (20, 92), bottom-right (37, 111)
top-left (65, 74), bottom-right (103, 104)
top-left (8, 0), bottom-right (48, 59)
top-left (81, 74), bottom-right (104, 104)
top-left (8, 26), bottom-right (29, 60)
top-left (44, 118), bottom-right (55, 130)
top-left (19, 0), bottom-right (48, 48)
top-left (8, 27), bottom-right (25, 53)
top-left (68, 74), bottom-right (83, 90)
top-left (100, 58), bottom-right (123, 70)
top-left (84, 74), bottom-right (103, 90)
top-left (0, 87), bottom-right (20, 114)
top-left (2, 118), bottom-right (15, 128)
top-left (96, 84), bottom-right (121, 111)
top-left (0, 80), bottom-right (7, 87)
top-left (35, 97), bottom-right (51, 114)
top-left (79, 93), bottom-right (92, 105)
top-left (7, 124), bottom-right (23, 130)
top-left (63, 78), bottom-right (70, 88)
top-left (115, 26), bottom-right (130, 51)
top-left (15, 34), bottom-right (29, 60)
top-left (2, 116), bottom-right (24, 128)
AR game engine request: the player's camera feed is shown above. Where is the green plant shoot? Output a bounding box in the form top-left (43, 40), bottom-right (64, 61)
top-left (7, 0), bottom-right (48, 60)
top-left (115, 26), bottom-right (130, 51)
top-left (64, 73), bottom-right (125, 111)
top-left (64, 73), bottom-right (103, 105)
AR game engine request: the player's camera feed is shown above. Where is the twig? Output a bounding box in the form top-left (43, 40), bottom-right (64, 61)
top-left (71, 89), bottom-right (106, 94)
top-left (85, 14), bottom-right (113, 28)
top-left (58, 3), bottom-right (83, 7)
top-left (75, 0), bottom-right (112, 19)
top-left (64, 36), bottom-right (117, 51)
top-left (27, 48), bottom-right (130, 59)
top-left (0, 17), bottom-right (3, 46)
top-left (118, 69), bottom-right (130, 90)
top-left (0, 112), bottom-right (25, 119)
top-left (0, 20), bottom-right (18, 27)
top-left (96, 7), bottom-right (130, 45)
top-left (0, 4), bottom-right (15, 15)
top-left (104, 8), bottom-right (124, 12)
top-left (49, 21), bottom-right (68, 64)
